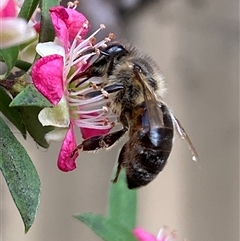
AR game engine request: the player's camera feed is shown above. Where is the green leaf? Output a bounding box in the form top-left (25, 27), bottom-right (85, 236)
top-left (18, 0), bottom-right (40, 21)
top-left (75, 213), bottom-right (137, 241)
top-left (19, 106), bottom-right (54, 148)
top-left (108, 169), bottom-right (137, 229)
top-left (0, 87), bottom-right (26, 138)
top-left (15, 60), bottom-right (32, 72)
top-left (0, 116), bottom-right (41, 233)
top-left (0, 46), bottom-right (19, 79)
top-left (10, 84), bottom-right (53, 107)
top-left (40, 0), bottom-right (60, 42)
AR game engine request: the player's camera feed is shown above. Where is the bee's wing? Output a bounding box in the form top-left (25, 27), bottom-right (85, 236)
top-left (170, 113), bottom-right (199, 162)
top-left (136, 71), bottom-right (165, 128)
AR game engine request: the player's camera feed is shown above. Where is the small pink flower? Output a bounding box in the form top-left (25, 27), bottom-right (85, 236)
top-left (133, 227), bottom-right (178, 241)
top-left (31, 5), bottom-right (116, 171)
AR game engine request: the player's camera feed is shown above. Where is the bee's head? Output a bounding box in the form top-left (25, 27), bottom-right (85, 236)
top-left (108, 55), bottom-right (165, 107)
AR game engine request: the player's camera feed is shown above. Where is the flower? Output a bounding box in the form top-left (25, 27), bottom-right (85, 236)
top-left (0, 0), bottom-right (36, 48)
top-left (31, 4), bottom-right (116, 171)
top-left (133, 227), bottom-right (178, 241)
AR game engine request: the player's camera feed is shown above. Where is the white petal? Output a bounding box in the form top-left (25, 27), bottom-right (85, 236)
top-left (36, 38), bottom-right (65, 57)
top-left (45, 128), bottom-right (68, 143)
top-left (19, 39), bottom-right (38, 63)
top-left (38, 96), bottom-right (70, 127)
top-left (0, 18), bottom-right (36, 48)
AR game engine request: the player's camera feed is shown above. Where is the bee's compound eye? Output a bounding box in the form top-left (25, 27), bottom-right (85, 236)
top-left (104, 44), bottom-right (128, 57)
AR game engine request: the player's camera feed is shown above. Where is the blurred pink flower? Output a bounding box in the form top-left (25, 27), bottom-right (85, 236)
top-left (31, 5), bottom-right (115, 171)
top-left (0, 0), bottom-right (36, 48)
top-left (133, 226), bottom-right (177, 241)
top-left (0, 0), bottom-right (16, 17)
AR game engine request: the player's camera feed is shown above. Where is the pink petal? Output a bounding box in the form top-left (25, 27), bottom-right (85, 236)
top-left (31, 54), bottom-right (64, 105)
top-left (50, 6), bottom-right (69, 51)
top-left (0, 0), bottom-right (17, 18)
top-left (65, 8), bottom-right (90, 40)
top-left (57, 124), bottom-right (79, 172)
top-left (49, 6), bottom-right (90, 47)
top-left (133, 228), bottom-right (158, 241)
top-left (34, 22), bottom-right (40, 33)
top-left (80, 127), bottom-right (112, 139)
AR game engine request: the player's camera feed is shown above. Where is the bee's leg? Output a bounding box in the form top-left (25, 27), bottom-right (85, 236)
top-left (112, 163), bottom-right (121, 183)
top-left (71, 127), bottom-right (128, 157)
top-left (112, 143), bottom-right (128, 183)
top-left (83, 128), bottom-right (127, 151)
top-left (111, 114), bottom-right (129, 183)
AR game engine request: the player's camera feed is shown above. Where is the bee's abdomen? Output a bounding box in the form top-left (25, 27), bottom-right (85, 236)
top-left (123, 116), bottom-right (174, 189)
top-left (125, 134), bottom-right (172, 189)
top-left (126, 161), bottom-right (158, 189)
top-left (138, 145), bottom-right (171, 172)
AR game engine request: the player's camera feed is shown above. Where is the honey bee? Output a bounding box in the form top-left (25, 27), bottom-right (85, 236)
top-left (72, 42), bottom-right (198, 189)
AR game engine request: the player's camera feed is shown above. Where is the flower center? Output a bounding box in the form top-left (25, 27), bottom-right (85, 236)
top-left (63, 24), bottom-right (117, 131)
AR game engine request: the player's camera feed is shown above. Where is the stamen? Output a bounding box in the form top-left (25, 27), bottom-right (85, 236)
top-left (68, 96), bottom-right (107, 107)
top-left (92, 41), bottom-right (107, 49)
top-left (67, 2), bottom-right (74, 8)
top-left (95, 49), bottom-right (100, 55)
top-left (82, 21), bottom-right (89, 30)
top-left (104, 37), bottom-right (111, 43)
top-left (75, 116), bottom-right (108, 124)
top-left (66, 50), bottom-right (96, 83)
top-left (74, 24), bottom-right (106, 54)
top-left (103, 118), bottom-right (109, 125)
top-left (108, 33), bottom-right (115, 39)
top-left (81, 59), bottom-right (87, 65)
top-left (102, 106), bottom-right (108, 113)
top-left (77, 118), bottom-right (111, 126)
top-left (100, 24), bottom-right (106, 29)
top-left (73, 112), bottom-right (118, 129)
top-left (90, 37), bottom-right (96, 45)
top-left (76, 113), bottom-right (113, 122)
top-left (77, 112), bottom-right (107, 120)
top-left (101, 89), bottom-right (109, 98)
top-left (76, 35), bottom-right (82, 41)
top-left (70, 52), bottom-right (93, 68)
top-left (73, 108), bottom-right (104, 114)
top-left (67, 20), bottom-right (90, 70)
top-left (67, 1), bottom-right (79, 9)
top-left (74, 122), bottom-right (113, 130)
top-left (91, 83), bottom-right (98, 90)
